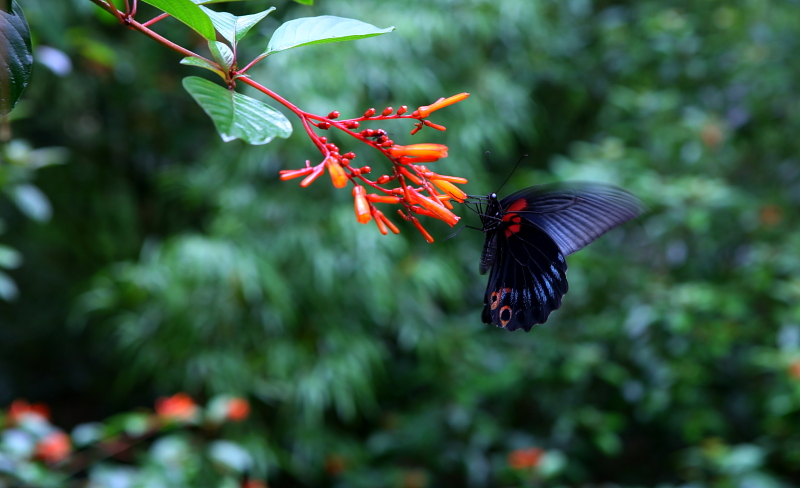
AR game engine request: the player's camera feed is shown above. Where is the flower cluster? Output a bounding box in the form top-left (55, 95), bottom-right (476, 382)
top-left (279, 93), bottom-right (470, 243)
top-left (0, 394), bottom-right (254, 482)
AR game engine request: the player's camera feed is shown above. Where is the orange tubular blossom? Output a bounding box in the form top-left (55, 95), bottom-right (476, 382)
top-left (408, 190), bottom-right (460, 227)
top-left (352, 186), bottom-right (373, 224)
top-left (388, 144), bottom-right (448, 159)
top-left (414, 92), bottom-right (470, 118)
top-left (431, 179), bottom-right (467, 202)
top-left (326, 158), bottom-right (349, 189)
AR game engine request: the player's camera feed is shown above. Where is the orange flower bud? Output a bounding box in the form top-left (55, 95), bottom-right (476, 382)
top-left (366, 194), bottom-right (402, 204)
top-left (431, 179), bottom-right (467, 202)
top-left (375, 209), bottom-right (400, 234)
top-left (414, 92), bottom-right (470, 118)
top-left (300, 165), bottom-right (325, 187)
top-left (410, 216), bottom-right (434, 243)
top-left (352, 186), bottom-right (372, 224)
top-left (423, 120), bottom-right (447, 131)
top-left (279, 167), bottom-right (314, 181)
top-left (326, 158), bottom-right (349, 188)
top-left (399, 167), bottom-right (423, 185)
top-left (388, 143), bottom-right (448, 159)
top-left (397, 156), bottom-right (442, 165)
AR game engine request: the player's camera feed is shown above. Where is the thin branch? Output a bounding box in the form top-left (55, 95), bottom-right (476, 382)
top-left (142, 12), bottom-right (170, 27)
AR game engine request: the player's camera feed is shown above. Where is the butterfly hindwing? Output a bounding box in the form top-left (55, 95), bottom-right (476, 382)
top-left (482, 219), bottom-right (569, 331)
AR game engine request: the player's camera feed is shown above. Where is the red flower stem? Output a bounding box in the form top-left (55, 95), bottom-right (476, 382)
top-left (131, 0), bottom-right (138, 16)
top-left (238, 55), bottom-right (267, 75)
top-left (356, 175), bottom-right (394, 194)
top-left (126, 17), bottom-right (206, 60)
top-left (142, 12), bottom-right (170, 27)
top-left (236, 77), bottom-right (327, 153)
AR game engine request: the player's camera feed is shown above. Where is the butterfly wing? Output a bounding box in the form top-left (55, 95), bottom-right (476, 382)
top-left (480, 182), bottom-right (641, 331)
top-left (500, 182), bottom-right (643, 255)
top-left (482, 221), bottom-right (569, 331)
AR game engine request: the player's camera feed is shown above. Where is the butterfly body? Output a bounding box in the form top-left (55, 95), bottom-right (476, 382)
top-left (469, 183), bottom-right (642, 332)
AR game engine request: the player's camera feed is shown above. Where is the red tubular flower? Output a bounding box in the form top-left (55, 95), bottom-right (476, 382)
top-left (352, 186), bottom-right (372, 224)
top-left (413, 92), bottom-right (470, 118)
top-left (155, 393), bottom-right (198, 422)
top-left (35, 431), bottom-right (71, 464)
top-left (8, 399), bottom-right (50, 424)
top-left (508, 447), bottom-right (544, 470)
top-left (326, 158), bottom-right (349, 188)
top-left (388, 144), bottom-right (448, 160)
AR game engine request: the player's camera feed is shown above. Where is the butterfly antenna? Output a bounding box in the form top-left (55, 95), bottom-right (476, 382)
top-left (495, 154), bottom-right (528, 194)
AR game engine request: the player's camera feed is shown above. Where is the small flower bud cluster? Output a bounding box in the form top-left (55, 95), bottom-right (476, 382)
top-left (279, 93), bottom-right (470, 242)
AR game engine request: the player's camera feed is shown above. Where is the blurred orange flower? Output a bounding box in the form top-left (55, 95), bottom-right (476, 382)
top-left (155, 393), bottom-right (197, 422)
top-left (241, 480), bottom-right (268, 488)
top-left (788, 360), bottom-right (800, 379)
top-left (35, 431), bottom-right (71, 464)
top-left (508, 447), bottom-right (544, 470)
top-left (226, 397), bottom-right (250, 422)
top-left (8, 399), bottom-right (50, 424)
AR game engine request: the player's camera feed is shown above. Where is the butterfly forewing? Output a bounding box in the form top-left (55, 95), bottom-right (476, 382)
top-left (500, 182), bottom-right (643, 256)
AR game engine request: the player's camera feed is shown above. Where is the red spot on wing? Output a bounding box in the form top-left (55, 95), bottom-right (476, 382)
top-left (503, 214), bottom-right (523, 238)
top-left (506, 198), bottom-right (527, 212)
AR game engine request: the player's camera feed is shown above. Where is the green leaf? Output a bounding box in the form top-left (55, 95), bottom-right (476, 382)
top-left (190, 0), bottom-right (253, 4)
top-left (208, 41), bottom-right (234, 71)
top-left (262, 16), bottom-right (394, 56)
top-left (180, 56), bottom-right (225, 78)
top-left (202, 7), bottom-right (275, 46)
top-left (0, 1), bottom-right (33, 117)
top-left (182, 76), bottom-right (292, 145)
top-left (140, 0), bottom-right (216, 40)
top-left (292, 0), bottom-right (313, 4)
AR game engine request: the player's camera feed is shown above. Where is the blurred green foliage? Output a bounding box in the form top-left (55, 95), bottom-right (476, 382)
top-left (2, 0), bottom-right (800, 486)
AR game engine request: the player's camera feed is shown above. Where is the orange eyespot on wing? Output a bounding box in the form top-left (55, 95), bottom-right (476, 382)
top-left (490, 291), bottom-right (501, 310)
top-left (499, 305), bottom-right (513, 327)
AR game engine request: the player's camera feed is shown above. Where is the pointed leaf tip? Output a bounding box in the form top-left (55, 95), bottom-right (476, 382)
top-left (263, 16), bottom-right (394, 56)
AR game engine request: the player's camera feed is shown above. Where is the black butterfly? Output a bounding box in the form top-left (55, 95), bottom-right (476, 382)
top-left (464, 182), bottom-right (643, 332)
